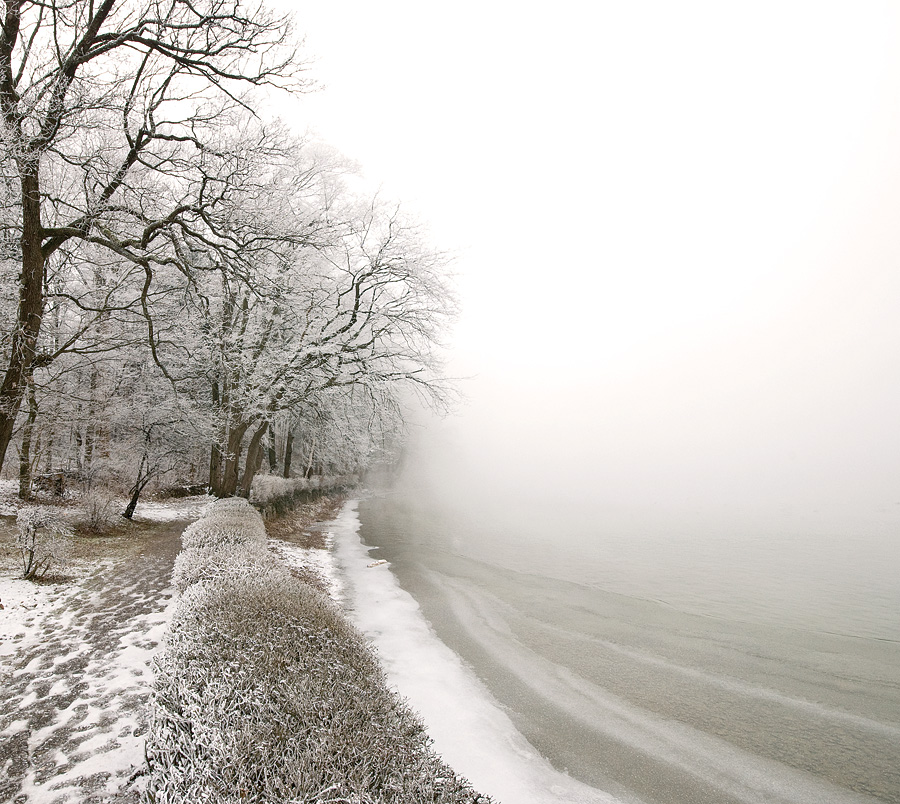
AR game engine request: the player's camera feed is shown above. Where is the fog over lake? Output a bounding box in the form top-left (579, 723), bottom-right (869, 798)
top-left (290, 0), bottom-right (900, 541)
top-left (350, 381), bottom-right (900, 802)
top-left (287, 2), bottom-right (900, 801)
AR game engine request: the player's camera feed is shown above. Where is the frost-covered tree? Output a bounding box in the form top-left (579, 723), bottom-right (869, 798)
top-left (286, 385), bottom-right (405, 479)
top-left (0, 3), bottom-right (456, 499)
top-left (0, 0), bottom-right (304, 474)
top-left (210, 196), bottom-right (453, 498)
top-left (136, 133), bottom-right (455, 497)
top-left (109, 362), bottom-right (202, 518)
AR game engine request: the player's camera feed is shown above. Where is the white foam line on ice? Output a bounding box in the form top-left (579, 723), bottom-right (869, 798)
top-left (439, 575), bottom-right (885, 804)
top-left (522, 608), bottom-right (900, 740)
top-left (330, 500), bottom-right (619, 804)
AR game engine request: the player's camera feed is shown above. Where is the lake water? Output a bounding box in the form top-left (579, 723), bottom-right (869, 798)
top-left (342, 490), bottom-right (900, 804)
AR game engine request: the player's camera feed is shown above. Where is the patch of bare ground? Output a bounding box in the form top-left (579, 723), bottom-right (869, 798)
top-left (0, 508), bottom-right (178, 577)
top-left (263, 494), bottom-right (345, 548)
top-left (263, 495), bottom-right (345, 597)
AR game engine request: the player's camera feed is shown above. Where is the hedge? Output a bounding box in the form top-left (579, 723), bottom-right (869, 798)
top-left (145, 497), bottom-right (492, 804)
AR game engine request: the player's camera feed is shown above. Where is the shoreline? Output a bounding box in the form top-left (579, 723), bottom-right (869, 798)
top-left (334, 498), bottom-right (617, 804)
top-left (352, 492), bottom-right (900, 804)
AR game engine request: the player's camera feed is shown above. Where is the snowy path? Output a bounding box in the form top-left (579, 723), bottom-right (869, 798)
top-left (0, 522), bottom-right (183, 804)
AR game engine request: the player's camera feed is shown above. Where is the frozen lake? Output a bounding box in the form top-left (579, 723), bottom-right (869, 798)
top-left (335, 492), bottom-right (900, 804)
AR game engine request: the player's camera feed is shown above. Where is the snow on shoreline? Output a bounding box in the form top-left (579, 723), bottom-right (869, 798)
top-left (2, 493), bottom-right (607, 803)
top-left (330, 499), bottom-right (618, 804)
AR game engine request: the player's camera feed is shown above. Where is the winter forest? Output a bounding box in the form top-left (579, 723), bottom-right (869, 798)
top-left (0, 0), bottom-right (452, 513)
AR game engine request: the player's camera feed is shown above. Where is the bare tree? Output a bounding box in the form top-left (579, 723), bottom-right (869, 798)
top-left (0, 0), bottom-right (304, 474)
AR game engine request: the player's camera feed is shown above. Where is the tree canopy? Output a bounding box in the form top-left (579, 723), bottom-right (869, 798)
top-left (0, 0), bottom-right (454, 505)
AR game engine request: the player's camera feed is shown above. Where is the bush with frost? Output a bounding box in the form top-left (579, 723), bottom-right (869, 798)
top-left (249, 474), bottom-right (359, 503)
top-left (250, 474), bottom-right (358, 520)
top-left (79, 489), bottom-right (116, 532)
top-left (180, 498), bottom-right (267, 551)
top-left (171, 542), bottom-right (271, 594)
top-left (146, 498), bottom-right (492, 803)
top-left (16, 506), bottom-right (74, 579)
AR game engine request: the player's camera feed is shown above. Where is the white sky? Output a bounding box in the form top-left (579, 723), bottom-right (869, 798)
top-left (281, 1), bottom-right (900, 524)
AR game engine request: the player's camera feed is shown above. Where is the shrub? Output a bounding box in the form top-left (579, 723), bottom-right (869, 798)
top-left (180, 498), bottom-right (267, 551)
top-left (79, 489), bottom-right (116, 533)
top-left (16, 506), bottom-right (74, 580)
top-left (171, 543), bottom-right (269, 594)
top-left (249, 474), bottom-right (358, 520)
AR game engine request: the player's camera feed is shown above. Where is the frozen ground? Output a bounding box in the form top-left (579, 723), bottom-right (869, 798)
top-left (126, 498), bottom-right (212, 523)
top-left (268, 536), bottom-right (343, 602)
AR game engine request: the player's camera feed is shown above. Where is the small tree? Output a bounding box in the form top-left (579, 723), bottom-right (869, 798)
top-left (16, 506), bottom-right (74, 580)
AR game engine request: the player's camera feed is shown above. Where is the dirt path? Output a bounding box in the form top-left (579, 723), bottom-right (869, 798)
top-left (0, 520), bottom-right (186, 804)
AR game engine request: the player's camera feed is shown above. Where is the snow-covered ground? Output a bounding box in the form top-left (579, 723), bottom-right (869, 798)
top-left (1, 575), bottom-right (177, 801)
top-left (0, 507), bottom-right (185, 802)
top-left (0, 478), bottom-right (212, 523)
top-left (0, 491), bottom-right (344, 803)
top-left (128, 495), bottom-right (213, 523)
top-left (4, 492), bottom-right (603, 804)
top-left (0, 478), bottom-right (22, 516)
top-left (268, 534), bottom-right (343, 602)
top-left (331, 500), bottom-right (619, 804)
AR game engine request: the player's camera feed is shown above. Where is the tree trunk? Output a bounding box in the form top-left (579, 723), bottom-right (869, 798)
top-left (43, 428), bottom-right (53, 472)
top-left (122, 489), bottom-right (141, 520)
top-left (122, 471), bottom-right (153, 519)
top-left (18, 372), bottom-right (38, 500)
top-left (267, 430), bottom-right (278, 473)
top-left (220, 421), bottom-right (250, 497)
top-left (282, 430), bottom-right (294, 478)
top-left (0, 165), bottom-right (45, 475)
top-left (208, 381), bottom-right (224, 494)
top-left (305, 435), bottom-right (317, 479)
top-left (83, 369), bottom-right (99, 477)
top-left (123, 430), bottom-right (154, 518)
top-left (209, 442), bottom-right (223, 495)
top-left (239, 421), bottom-right (269, 498)
top-left (73, 418), bottom-right (84, 472)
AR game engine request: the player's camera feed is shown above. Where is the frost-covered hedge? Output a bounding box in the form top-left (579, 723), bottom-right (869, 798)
top-left (251, 474), bottom-right (357, 502)
top-left (170, 497), bottom-right (268, 592)
top-left (250, 474), bottom-right (358, 519)
top-left (147, 498), bottom-right (491, 804)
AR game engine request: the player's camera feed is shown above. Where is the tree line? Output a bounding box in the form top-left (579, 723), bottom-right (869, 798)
top-left (0, 0), bottom-right (453, 510)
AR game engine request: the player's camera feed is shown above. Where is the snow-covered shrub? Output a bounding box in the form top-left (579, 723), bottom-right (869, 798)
top-left (173, 499), bottom-right (269, 592)
top-left (250, 473), bottom-right (358, 519)
top-left (201, 496), bottom-right (257, 515)
top-left (16, 506), bottom-right (74, 580)
top-left (171, 542), bottom-right (270, 594)
top-left (251, 473), bottom-right (365, 503)
top-left (248, 474), bottom-right (306, 503)
top-left (79, 489), bottom-right (116, 532)
top-left (180, 498), bottom-right (267, 551)
top-left (147, 501), bottom-right (491, 804)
